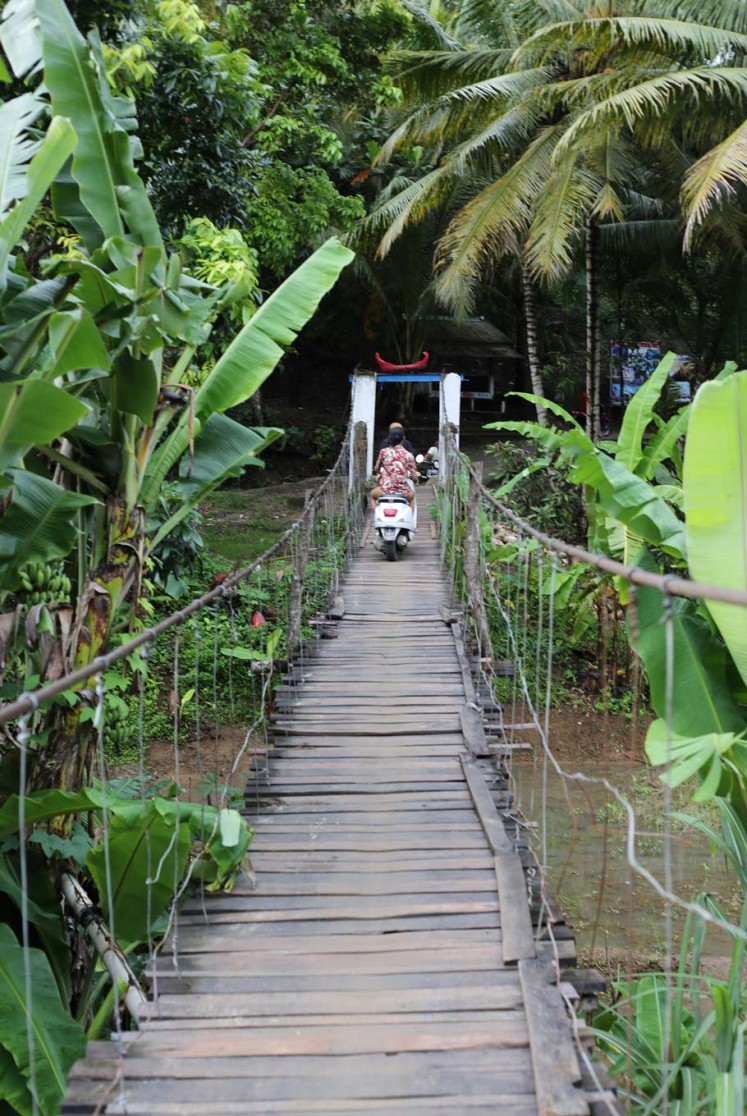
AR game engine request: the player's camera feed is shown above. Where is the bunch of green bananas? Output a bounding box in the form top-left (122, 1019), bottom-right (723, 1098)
top-left (18, 562), bottom-right (72, 606)
top-left (103, 702), bottom-right (131, 753)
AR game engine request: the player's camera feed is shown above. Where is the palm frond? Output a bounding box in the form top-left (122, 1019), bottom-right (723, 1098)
top-left (513, 15), bottom-right (747, 68)
top-left (377, 165), bottom-right (460, 257)
top-left (395, 0), bottom-right (461, 50)
top-left (643, 0), bottom-right (747, 37)
top-left (375, 67), bottom-right (551, 163)
top-left (591, 182), bottom-right (625, 223)
top-left (455, 0), bottom-right (521, 49)
top-left (601, 217), bottom-right (681, 251)
top-left (682, 118), bottom-right (747, 248)
top-left (434, 126), bottom-right (562, 309)
top-left (511, 0), bottom-right (584, 38)
top-left (558, 67), bottom-right (747, 155)
top-left (525, 152), bottom-right (601, 280)
top-left (447, 98), bottom-right (550, 171)
top-left (394, 49), bottom-right (513, 102)
top-left (348, 163), bottom-right (458, 258)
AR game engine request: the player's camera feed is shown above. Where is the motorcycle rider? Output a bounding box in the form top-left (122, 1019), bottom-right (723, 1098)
top-left (379, 421), bottom-right (415, 455)
top-left (370, 428), bottom-right (419, 511)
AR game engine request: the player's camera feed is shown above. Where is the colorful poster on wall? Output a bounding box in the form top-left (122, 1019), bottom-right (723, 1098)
top-left (609, 341), bottom-right (661, 405)
top-left (610, 344), bottom-right (694, 405)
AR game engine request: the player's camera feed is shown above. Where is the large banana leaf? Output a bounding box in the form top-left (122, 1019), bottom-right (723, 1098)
top-left (0, 92), bottom-right (43, 215)
top-left (0, 113), bottom-right (76, 290)
top-left (36, 0), bottom-right (161, 250)
top-left (684, 371), bottom-right (747, 687)
top-left (634, 561), bottom-right (744, 740)
top-left (638, 405), bottom-right (690, 481)
top-left (646, 722), bottom-right (741, 803)
top-left (85, 803), bottom-right (190, 943)
top-left (572, 451), bottom-right (687, 560)
top-left (616, 351), bottom-right (675, 473)
top-left (0, 379), bottom-right (88, 473)
top-left (0, 0), bottom-right (41, 80)
top-left (142, 238), bottom-right (354, 506)
top-left (195, 237), bottom-right (354, 420)
top-left (0, 470), bottom-right (98, 590)
top-left (0, 924), bottom-right (86, 1116)
top-left (46, 307), bottom-right (111, 378)
top-left (150, 415), bottom-right (283, 549)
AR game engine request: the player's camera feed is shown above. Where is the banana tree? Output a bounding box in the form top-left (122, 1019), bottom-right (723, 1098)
top-left (0, 0), bottom-right (355, 791)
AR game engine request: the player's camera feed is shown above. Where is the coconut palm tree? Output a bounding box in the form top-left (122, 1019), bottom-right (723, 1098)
top-left (369, 1), bottom-right (685, 438)
top-left (514, 1), bottom-right (747, 249)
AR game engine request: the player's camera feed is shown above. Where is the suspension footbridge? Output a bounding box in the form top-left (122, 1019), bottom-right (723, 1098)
top-left (59, 485), bottom-right (604, 1115)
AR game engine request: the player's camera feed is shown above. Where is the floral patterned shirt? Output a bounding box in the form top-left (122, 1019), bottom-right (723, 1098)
top-left (375, 445), bottom-right (416, 495)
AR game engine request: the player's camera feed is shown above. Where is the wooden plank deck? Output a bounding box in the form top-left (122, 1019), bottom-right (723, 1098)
top-left (64, 489), bottom-right (590, 1115)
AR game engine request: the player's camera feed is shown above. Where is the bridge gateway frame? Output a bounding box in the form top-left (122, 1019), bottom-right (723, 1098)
top-left (349, 368), bottom-right (462, 487)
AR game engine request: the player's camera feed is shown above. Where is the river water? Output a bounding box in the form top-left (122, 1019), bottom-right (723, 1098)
top-left (510, 757), bottom-right (742, 972)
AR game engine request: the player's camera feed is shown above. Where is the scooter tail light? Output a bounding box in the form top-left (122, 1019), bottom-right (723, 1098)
top-left (382, 508), bottom-right (398, 518)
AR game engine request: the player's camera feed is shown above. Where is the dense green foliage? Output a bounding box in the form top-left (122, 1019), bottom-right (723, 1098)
top-left (3, 1), bottom-right (747, 1110)
top-left (484, 357), bottom-right (747, 1111)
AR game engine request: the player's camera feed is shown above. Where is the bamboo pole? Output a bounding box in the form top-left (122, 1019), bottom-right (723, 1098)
top-left (60, 872), bottom-right (147, 1021)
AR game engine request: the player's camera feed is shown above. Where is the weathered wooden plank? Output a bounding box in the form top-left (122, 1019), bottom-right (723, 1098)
top-left (92, 1100), bottom-right (540, 1116)
top-left (247, 784), bottom-right (471, 799)
top-left (100, 1102), bottom-right (539, 1116)
top-left (247, 850), bottom-right (494, 870)
top-left (173, 928), bottom-right (501, 956)
top-left (179, 896), bottom-right (499, 918)
top-left (66, 1055), bottom-right (536, 1099)
top-left (174, 911), bottom-right (501, 934)
top-left (150, 944), bottom-right (506, 977)
top-left (247, 791), bottom-right (470, 809)
top-left (225, 868), bottom-right (497, 897)
top-left (142, 1009), bottom-right (522, 1032)
top-left (274, 698), bottom-right (461, 711)
top-left (131, 1018), bottom-right (530, 1058)
top-left (238, 833), bottom-right (490, 852)
top-left (148, 968), bottom-right (520, 995)
top-left (148, 983), bottom-right (521, 1019)
top-left (242, 809), bottom-right (484, 826)
top-left (460, 754), bottom-right (514, 854)
top-left (253, 763), bottom-right (460, 781)
top-left (519, 957), bottom-right (588, 1116)
top-left (271, 723), bottom-right (462, 732)
top-left (263, 732), bottom-right (466, 745)
top-left (495, 854), bottom-right (537, 965)
top-left (460, 703), bottom-right (492, 758)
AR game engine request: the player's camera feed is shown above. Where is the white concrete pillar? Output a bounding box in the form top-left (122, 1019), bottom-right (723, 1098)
top-left (349, 370), bottom-right (377, 489)
top-left (439, 371), bottom-right (461, 482)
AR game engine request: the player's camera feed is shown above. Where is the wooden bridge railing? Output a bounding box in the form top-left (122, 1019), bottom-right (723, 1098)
top-left (0, 413), bottom-right (369, 1115)
top-left (437, 438), bottom-right (747, 1113)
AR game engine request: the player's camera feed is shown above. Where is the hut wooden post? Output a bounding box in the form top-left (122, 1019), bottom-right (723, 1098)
top-left (463, 462), bottom-right (493, 660)
top-left (287, 490), bottom-right (314, 659)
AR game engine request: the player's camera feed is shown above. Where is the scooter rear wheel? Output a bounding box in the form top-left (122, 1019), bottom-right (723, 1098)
top-left (384, 539), bottom-right (397, 562)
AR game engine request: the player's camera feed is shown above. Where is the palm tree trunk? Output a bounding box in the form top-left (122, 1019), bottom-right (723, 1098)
top-left (585, 220), bottom-right (601, 443)
top-left (521, 261), bottom-right (547, 426)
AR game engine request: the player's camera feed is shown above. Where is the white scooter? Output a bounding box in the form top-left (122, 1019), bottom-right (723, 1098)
top-left (373, 489), bottom-right (417, 561)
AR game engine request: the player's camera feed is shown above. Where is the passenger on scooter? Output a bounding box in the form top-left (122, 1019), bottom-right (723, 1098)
top-left (425, 438), bottom-right (439, 466)
top-left (379, 421), bottom-right (415, 455)
top-left (370, 429), bottom-right (419, 511)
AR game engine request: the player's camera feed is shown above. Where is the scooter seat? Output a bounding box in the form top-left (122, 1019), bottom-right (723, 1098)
top-left (376, 493), bottom-right (409, 504)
